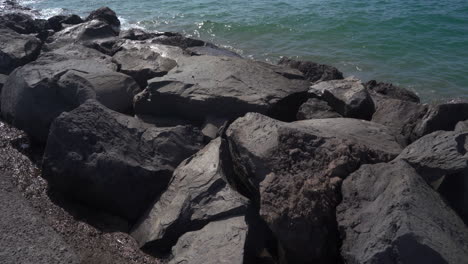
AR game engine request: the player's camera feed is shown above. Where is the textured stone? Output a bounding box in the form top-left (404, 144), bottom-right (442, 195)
top-left (0, 27), bottom-right (42, 74)
top-left (42, 100), bottom-right (204, 221)
top-left (337, 160), bottom-right (468, 264)
top-left (226, 113), bottom-right (402, 263)
top-left (278, 57), bottom-right (343, 83)
top-left (296, 98), bottom-right (341, 120)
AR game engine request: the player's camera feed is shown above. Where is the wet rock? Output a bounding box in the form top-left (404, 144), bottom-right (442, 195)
top-left (167, 216), bottom-right (249, 264)
top-left (151, 35), bottom-right (207, 49)
top-left (278, 57), bottom-right (343, 83)
top-left (186, 46), bottom-right (242, 58)
top-left (120, 28), bottom-right (158, 40)
top-left (296, 98), bottom-right (341, 120)
top-left (1, 44), bottom-right (118, 142)
top-left (48, 14), bottom-right (83, 31)
top-left (49, 19), bottom-right (119, 46)
top-left (371, 97), bottom-right (427, 145)
top-left (131, 138), bottom-right (249, 253)
top-left (85, 6), bottom-right (120, 30)
top-left (412, 99), bottom-right (468, 140)
top-left (57, 69), bottom-right (140, 113)
top-left (42, 100), bottom-right (204, 221)
top-left (397, 131), bottom-right (468, 187)
top-left (226, 113), bottom-right (402, 263)
top-left (0, 27), bottom-right (42, 74)
top-left (337, 160), bottom-right (468, 264)
top-left (112, 40), bottom-right (181, 87)
top-left (365, 80), bottom-right (420, 103)
top-left (455, 120), bottom-right (468, 132)
top-left (310, 77), bottom-right (375, 120)
top-left (134, 56), bottom-right (310, 123)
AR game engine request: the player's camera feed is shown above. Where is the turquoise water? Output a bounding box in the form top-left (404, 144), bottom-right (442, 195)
top-left (10, 0), bottom-right (468, 101)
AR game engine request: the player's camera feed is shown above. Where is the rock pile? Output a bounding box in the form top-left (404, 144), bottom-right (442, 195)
top-left (1, 5), bottom-right (467, 264)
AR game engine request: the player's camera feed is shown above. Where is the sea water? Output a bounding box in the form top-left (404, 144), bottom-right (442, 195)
top-left (7, 0), bottom-right (468, 101)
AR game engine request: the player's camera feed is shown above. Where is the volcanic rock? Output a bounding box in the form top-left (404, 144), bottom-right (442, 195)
top-left (225, 113), bottom-right (402, 263)
top-left (278, 57), bottom-right (343, 83)
top-left (134, 55), bottom-right (310, 123)
top-left (337, 160), bottom-right (468, 264)
top-left (42, 100), bottom-right (204, 221)
top-left (0, 27), bottom-right (42, 74)
top-left (296, 98), bottom-right (341, 120)
top-left (310, 77), bottom-right (375, 120)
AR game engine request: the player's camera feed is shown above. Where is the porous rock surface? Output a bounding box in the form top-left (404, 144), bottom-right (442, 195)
top-left (226, 113), bottom-right (402, 263)
top-left (42, 100), bottom-right (204, 221)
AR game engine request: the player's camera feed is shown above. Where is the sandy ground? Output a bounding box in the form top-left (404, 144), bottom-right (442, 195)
top-left (0, 120), bottom-right (161, 264)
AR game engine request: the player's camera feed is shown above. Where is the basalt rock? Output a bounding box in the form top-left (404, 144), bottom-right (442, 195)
top-left (278, 57), bottom-right (343, 83)
top-left (225, 113), bottom-right (402, 263)
top-left (49, 19), bottom-right (119, 46)
top-left (397, 131), bottom-right (468, 187)
top-left (186, 46), bottom-right (242, 58)
top-left (296, 98), bottom-right (341, 120)
top-left (371, 97), bottom-right (427, 145)
top-left (337, 160), bottom-right (468, 264)
top-left (134, 55), bottom-right (310, 124)
top-left (131, 138), bottom-right (249, 254)
top-left (48, 14), bottom-right (83, 32)
top-left (0, 27), bottom-right (42, 74)
top-left (42, 100), bottom-right (204, 221)
top-left (0, 12), bottom-right (38, 34)
top-left (412, 99), bottom-right (468, 140)
top-left (85, 7), bottom-right (120, 29)
top-left (1, 44), bottom-right (119, 142)
top-left (120, 28), bottom-right (159, 41)
top-left (310, 77), bottom-right (375, 120)
top-left (112, 40), bottom-right (182, 87)
top-left (365, 80), bottom-right (420, 103)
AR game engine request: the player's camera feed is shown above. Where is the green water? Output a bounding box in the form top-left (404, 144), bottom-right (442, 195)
top-left (12, 0), bottom-right (468, 101)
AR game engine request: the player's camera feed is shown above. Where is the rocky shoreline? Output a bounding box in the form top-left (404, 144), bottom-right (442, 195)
top-left (1, 2), bottom-right (468, 264)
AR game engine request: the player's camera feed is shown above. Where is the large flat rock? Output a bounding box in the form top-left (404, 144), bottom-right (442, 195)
top-left (134, 55), bottom-right (310, 123)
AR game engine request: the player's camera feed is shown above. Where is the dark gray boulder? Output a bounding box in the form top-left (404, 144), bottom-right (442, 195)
top-left (397, 131), bottom-right (468, 186)
top-left (134, 56), bottom-right (310, 123)
top-left (371, 97), bottom-right (427, 145)
top-left (57, 69), bottom-right (140, 113)
top-left (337, 160), bottom-right (468, 264)
top-left (365, 80), bottom-right (420, 103)
top-left (278, 57), bottom-right (343, 83)
top-left (1, 44), bottom-right (120, 142)
top-left (296, 98), bottom-right (341, 120)
top-left (131, 138), bottom-right (249, 253)
top-left (0, 27), bottom-right (42, 74)
top-left (438, 170), bottom-right (468, 225)
top-left (47, 14), bottom-right (83, 31)
top-left (412, 99), bottom-right (468, 140)
top-left (119, 28), bottom-right (158, 40)
top-left (85, 7), bottom-right (120, 30)
top-left (226, 113), bottom-right (402, 263)
top-left (310, 77), bottom-right (375, 120)
top-left (150, 34), bottom-right (206, 49)
top-left (0, 73), bottom-right (7, 91)
top-left (0, 12), bottom-right (38, 34)
top-left (42, 100), bottom-right (204, 221)
top-left (186, 46), bottom-right (242, 58)
top-left (112, 40), bottom-right (182, 87)
top-left (456, 120), bottom-right (468, 132)
top-left (167, 216), bottom-right (249, 264)
top-left (49, 19), bottom-right (119, 45)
